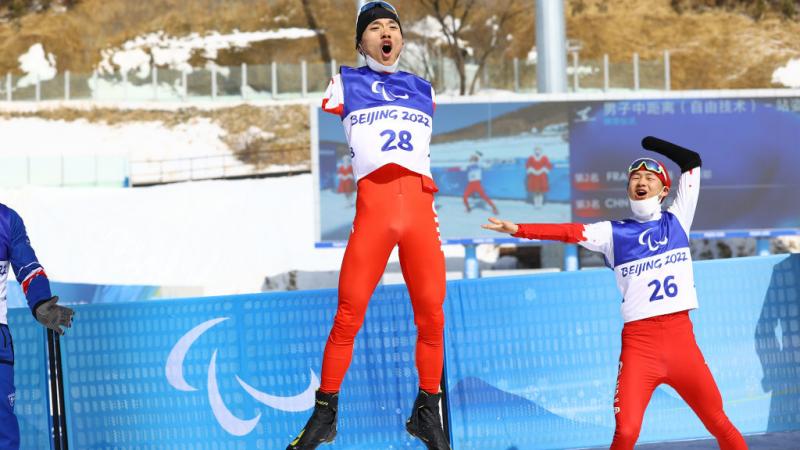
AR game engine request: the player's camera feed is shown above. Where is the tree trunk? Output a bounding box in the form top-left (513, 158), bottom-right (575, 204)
top-left (300, 0), bottom-right (332, 64)
top-left (454, 48), bottom-right (467, 95)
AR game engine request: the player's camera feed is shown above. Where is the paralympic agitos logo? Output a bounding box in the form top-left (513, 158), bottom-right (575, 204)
top-left (371, 80), bottom-right (409, 101)
top-left (165, 318), bottom-right (319, 436)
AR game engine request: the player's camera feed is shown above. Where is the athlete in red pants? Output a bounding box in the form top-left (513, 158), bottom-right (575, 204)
top-left (287, 2), bottom-right (449, 449)
top-left (483, 137), bottom-right (747, 449)
top-left (322, 163), bottom-right (445, 394)
top-left (461, 152), bottom-right (499, 215)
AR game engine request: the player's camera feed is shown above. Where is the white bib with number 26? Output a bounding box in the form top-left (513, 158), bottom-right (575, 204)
top-left (610, 213), bottom-right (698, 322)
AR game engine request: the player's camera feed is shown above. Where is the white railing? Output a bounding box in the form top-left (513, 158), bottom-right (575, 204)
top-left (0, 52), bottom-right (679, 104)
top-left (129, 148), bottom-right (309, 185)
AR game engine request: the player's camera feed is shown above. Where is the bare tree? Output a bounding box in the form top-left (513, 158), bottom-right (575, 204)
top-left (417, 0), bottom-right (524, 95)
top-left (300, 0), bottom-right (333, 64)
top-left (462, 2), bottom-right (525, 94)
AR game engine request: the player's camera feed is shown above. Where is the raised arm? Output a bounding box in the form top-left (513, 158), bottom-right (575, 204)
top-left (642, 136), bottom-right (702, 232)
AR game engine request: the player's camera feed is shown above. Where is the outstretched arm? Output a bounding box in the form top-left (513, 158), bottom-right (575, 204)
top-left (483, 217), bottom-right (614, 263)
top-left (484, 216), bottom-right (610, 246)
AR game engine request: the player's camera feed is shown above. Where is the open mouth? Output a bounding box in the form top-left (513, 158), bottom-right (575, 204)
top-left (635, 189), bottom-right (648, 198)
top-left (381, 40), bottom-right (393, 58)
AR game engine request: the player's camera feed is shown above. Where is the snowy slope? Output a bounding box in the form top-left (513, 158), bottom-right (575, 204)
top-left (0, 176), bottom-right (472, 295)
top-left (0, 176), bottom-right (344, 294)
top-left (0, 116), bottom-right (230, 159)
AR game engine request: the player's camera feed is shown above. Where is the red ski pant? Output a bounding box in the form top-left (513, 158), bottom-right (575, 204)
top-left (611, 311), bottom-right (748, 450)
top-left (320, 164), bottom-right (446, 394)
top-left (463, 181), bottom-right (496, 210)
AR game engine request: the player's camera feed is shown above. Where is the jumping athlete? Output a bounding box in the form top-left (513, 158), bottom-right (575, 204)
top-left (483, 137), bottom-right (748, 450)
top-left (526, 146), bottom-right (552, 208)
top-left (287, 2), bottom-right (449, 449)
top-left (1, 204), bottom-right (74, 450)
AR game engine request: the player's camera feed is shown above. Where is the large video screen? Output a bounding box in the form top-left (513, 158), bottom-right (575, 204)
top-left (314, 94), bottom-right (800, 246)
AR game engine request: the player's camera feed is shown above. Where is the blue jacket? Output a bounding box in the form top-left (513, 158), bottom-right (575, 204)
top-left (0, 203), bottom-right (52, 325)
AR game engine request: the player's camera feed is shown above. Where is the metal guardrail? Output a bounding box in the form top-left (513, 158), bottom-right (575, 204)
top-left (0, 51), bottom-right (675, 103)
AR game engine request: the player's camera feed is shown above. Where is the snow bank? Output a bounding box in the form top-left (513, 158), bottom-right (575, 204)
top-left (98, 28), bottom-right (318, 76)
top-left (0, 116), bottom-right (231, 159)
top-left (0, 176), bottom-right (471, 295)
top-left (772, 58), bottom-right (800, 89)
top-left (17, 43), bottom-right (57, 88)
top-left (0, 176), bottom-right (343, 294)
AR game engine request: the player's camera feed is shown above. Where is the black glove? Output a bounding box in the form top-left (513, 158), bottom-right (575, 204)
top-left (641, 136), bottom-right (702, 173)
top-left (33, 296), bottom-right (74, 335)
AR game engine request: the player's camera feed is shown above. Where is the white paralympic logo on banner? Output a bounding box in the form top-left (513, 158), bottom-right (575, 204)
top-left (371, 80), bottom-right (409, 101)
top-left (638, 228), bottom-right (668, 251)
top-left (165, 317), bottom-right (319, 436)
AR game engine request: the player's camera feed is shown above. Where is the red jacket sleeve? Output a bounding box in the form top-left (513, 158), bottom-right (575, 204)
top-left (512, 223), bottom-right (586, 243)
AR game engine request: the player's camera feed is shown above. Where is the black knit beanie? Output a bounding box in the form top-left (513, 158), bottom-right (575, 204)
top-left (355, 3), bottom-right (402, 49)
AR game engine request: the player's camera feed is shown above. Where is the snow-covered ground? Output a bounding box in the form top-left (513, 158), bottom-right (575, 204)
top-left (0, 176), bottom-right (339, 295)
top-left (773, 58), bottom-right (800, 89)
top-left (0, 116), bottom-right (229, 158)
top-left (98, 29), bottom-right (318, 76)
top-left (0, 116), bottom-right (290, 186)
top-left (0, 176), bottom-right (478, 295)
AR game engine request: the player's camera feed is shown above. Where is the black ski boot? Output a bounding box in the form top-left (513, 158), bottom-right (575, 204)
top-left (406, 389), bottom-right (451, 450)
top-left (286, 390), bottom-right (338, 450)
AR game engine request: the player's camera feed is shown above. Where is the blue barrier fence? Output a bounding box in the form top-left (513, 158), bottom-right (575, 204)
top-left (7, 254), bottom-right (800, 449)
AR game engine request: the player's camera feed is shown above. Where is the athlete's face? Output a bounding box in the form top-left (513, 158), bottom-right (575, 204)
top-left (628, 170), bottom-right (669, 201)
top-left (359, 18), bottom-right (403, 66)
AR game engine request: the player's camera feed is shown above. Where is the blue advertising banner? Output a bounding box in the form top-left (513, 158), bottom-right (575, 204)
top-left (6, 309), bottom-right (51, 450)
top-left (314, 94), bottom-right (800, 246)
top-left (443, 254), bottom-right (800, 448)
top-left (569, 97), bottom-right (800, 230)
top-left (5, 254), bottom-right (800, 448)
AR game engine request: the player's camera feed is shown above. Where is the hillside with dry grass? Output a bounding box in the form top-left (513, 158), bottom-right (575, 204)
top-left (0, 0), bottom-right (797, 170)
top-left (0, 0), bottom-right (798, 90)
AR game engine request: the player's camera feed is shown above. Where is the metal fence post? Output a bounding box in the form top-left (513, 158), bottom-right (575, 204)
top-left (603, 54), bottom-right (609, 92)
top-left (35, 73), bottom-right (41, 101)
top-left (211, 65), bottom-right (217, 100)
top-left (64, 70), bottom-right (70, 101)
top-left (91, 71), bottom-right (97, 100)
top-left (513, 57), bottom-right (519, 92)
top-left (301, 60), bottom-right (307, 98)
top-left (181, 69), bottom-right (188, 100)
top-left (122, 71), bottom-right (128, 101)
top-left (664, 50), bottom-right (671, 91)
top-left (571, 51), bottom-right (579, 91)
top-left (633, 53), bottom-right (640, 91)
top-left (271, 62), bottom-right (278, 99)
top-left (152, 65), bottom-right (158, 100)
top-left (6, 73), bottom-right (11, 101)
top-left (241, 62), bottom-right (247, 99)
top-left (330, 58), bottom-right (336, 78)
